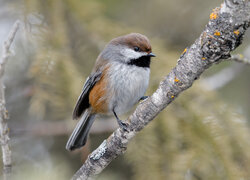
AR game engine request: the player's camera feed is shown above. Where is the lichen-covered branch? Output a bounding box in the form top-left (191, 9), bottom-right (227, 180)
top-left (72, 1), bottom-right (250, 179)
top-left (0, 20), bottom-right (20, 175)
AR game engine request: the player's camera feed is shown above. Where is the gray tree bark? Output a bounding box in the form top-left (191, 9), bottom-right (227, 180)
top-left (0, 21), bottom-right (20, 179)
top-left (72, 0), bottom-right (250, 179)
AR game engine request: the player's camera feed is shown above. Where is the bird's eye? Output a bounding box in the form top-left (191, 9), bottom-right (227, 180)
top-left (134, 46), bottom-right (140, 52)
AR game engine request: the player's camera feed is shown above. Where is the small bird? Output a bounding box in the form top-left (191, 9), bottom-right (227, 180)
top-left (66, 33), bottom-right (155, 151)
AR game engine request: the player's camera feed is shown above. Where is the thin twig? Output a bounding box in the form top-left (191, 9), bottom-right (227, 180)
top-left (230, 54), bottom-right (250, 64)
top-left (0, 20), bottom-right (20, 177)
top-left (72, 0), bottom-right (250, 179)
top-left (201, 46), bottom-right (250, 90)
top-left (201, 63), bottom-right (244, 90)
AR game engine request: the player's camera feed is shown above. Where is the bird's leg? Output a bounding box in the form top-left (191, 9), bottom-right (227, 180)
top-left (139, 96), bottom-right (148, 101)
top-left (113, 110), bottom-right (129, 132)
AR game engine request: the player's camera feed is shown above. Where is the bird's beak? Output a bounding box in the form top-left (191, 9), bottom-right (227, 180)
top-left (147, 52), bottom-right (156, 57)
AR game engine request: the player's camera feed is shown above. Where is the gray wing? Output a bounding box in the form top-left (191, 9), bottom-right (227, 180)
top-left (72, 71), bottom-right (102, 119)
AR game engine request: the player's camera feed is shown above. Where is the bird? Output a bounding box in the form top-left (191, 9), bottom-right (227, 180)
top-left (66, 33), bottom-right (156, 151)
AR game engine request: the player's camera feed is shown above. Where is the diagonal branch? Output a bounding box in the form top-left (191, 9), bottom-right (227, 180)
top-left (72, 1), bottom-right (250, 179)
top-left (0, 20), bottom-right (20, 176)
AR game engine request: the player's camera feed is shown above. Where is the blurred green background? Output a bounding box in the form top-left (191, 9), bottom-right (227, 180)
top-left (0, 0), bottom-right (250, 179)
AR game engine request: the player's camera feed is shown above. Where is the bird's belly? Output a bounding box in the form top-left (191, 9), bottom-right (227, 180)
top-left (108, 63), bottom-right (150, 115)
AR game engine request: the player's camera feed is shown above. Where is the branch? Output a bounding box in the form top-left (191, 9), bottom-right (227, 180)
top-left (201, 63), bottom-right (244, 90)
top-left (201, 45), bottom-right (250, 90)
top-left (0, 20), bottom-right (20, 176)
top-left (72, 1), bottom-right (250, 179)
top-left (230, 54), bottom-right (250, 64)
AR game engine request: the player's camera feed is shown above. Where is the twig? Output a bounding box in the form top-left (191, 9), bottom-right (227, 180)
top-left (201, 46), bottom-right (250, 90)
top-left (201, 63), bottom-right (244, 90)
top-left (0, 20), bottom-right (20, 176)
top-left (72, 0), bottom-right (250, 179)
top-left (230, 54), bottom-right (250, 64)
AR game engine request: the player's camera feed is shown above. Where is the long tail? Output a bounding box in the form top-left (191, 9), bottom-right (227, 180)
top-left (66, 109), bottom-right (95, 151)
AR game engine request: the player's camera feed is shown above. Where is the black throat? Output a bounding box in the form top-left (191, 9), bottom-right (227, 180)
top-left (127, 56), bottom-right (151, 68)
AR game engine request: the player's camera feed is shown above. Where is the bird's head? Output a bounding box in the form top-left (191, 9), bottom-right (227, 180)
top-left (101, 33), bottom-right (155, 68)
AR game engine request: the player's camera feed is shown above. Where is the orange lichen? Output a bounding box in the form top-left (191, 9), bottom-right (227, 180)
top-left (214, 31), bottom-right (221, 36)
top-left (210, 12), bottom-right (217, 20)
top-left (202, 57), bottom-right (206, 60)
top-left (234, 30), bottom-right (240, 35)
top-left (174, 77), bottom-right (179, 82)
top-left (182, 48), bottom-right (187, 54)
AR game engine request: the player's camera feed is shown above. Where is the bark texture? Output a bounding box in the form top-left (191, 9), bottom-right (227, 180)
top-left (0, 21), bottom-right (20, 176)
top-left (72, 1), bottom-right (250, 179)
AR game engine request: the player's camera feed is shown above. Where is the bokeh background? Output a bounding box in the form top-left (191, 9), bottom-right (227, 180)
top-left (0, 0), bottom-right (250, 179)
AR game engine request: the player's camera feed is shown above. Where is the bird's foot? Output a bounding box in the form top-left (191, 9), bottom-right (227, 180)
top-left (139, 96), bottom-right (148, 101)
top-left (117, 118), bottom-right (129, 132)
top-left (113, 110), bottom-right (129, 132)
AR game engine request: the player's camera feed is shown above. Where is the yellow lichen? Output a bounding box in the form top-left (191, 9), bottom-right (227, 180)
top-left (210, 12), bottom-right (217, 20)
top-left (171, 95), bottom-right (174, 99)
top-left (182, 48), bottom-right (187, 54)
top-left (214, 31), bottom-right (221, 36)
top-left (174, 77), bottom-right (179, 82)
top-left (202, 57), bottom-right (206, 60)
top-left (234, 30), bottom-right (240, 35)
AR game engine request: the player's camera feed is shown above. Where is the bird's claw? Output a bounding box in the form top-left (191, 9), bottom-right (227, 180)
top-left (139, 96), bottom-right (148, 101)
top-left (117, 119), bottom-right (129, 132)
top-left (113, 109), bottom-right (129, 132)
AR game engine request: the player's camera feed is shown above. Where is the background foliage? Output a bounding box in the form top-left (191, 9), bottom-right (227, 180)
top-left (0, 0), bottom-right (250, 179)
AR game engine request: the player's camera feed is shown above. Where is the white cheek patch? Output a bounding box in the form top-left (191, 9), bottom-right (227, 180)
top-left (121, 48), bottom-right (147, 62)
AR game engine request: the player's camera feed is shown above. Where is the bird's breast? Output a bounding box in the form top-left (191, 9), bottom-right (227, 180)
top-left (107, 62), bottom-right (150, 115)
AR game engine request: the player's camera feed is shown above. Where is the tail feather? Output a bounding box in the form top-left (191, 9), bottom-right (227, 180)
top-left (66, 109), bottom-right (95, 151)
